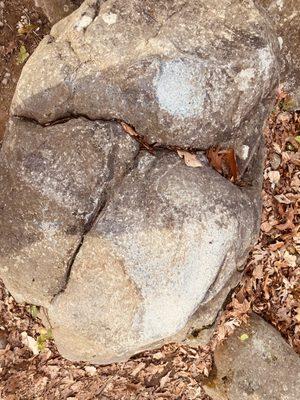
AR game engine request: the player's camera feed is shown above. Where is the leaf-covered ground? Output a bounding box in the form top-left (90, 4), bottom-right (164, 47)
top-left (0, 0), bottom-right (49, 140)
top-left (0, 93), bottom-right (299, 400)
top-left (210, 92), bottom-right (300, 354)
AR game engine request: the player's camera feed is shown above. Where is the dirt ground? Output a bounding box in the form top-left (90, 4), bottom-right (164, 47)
top-left (0, 1), bottom-right (299, 399)
top-left (0, 0), bottom-right (49, 140)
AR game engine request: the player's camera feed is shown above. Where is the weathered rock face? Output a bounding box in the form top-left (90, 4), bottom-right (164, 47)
top-left (48, 151), bottom-right (262, 363)
top-left (13, 0), bottom-right (279, 149)
top-left (34, 0), bottom-right (78, 23)
top-left (0, 0), bottom-right (282, 363)
top-left (203, 314), bottom-right (300, 400)
top-left (0, 118), bottom-right (139, 305)
top-left (259, 0), bottom-right (300, 106)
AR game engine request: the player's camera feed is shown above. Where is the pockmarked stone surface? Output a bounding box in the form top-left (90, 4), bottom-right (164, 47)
top-left (259, 0), bottom-right (300, 107)
top-left (48, 152), bottom-right (262, 363)
top-left (13, 0), bottom-right (279, 149)
top-left (0, 0), bottom-right (286, 363)
top-left (34, 0), bottom-right (78, 23)
top-left (0, 118), bottom-right (139, 305)
top-left (203, 314), bottom-right (300, 400)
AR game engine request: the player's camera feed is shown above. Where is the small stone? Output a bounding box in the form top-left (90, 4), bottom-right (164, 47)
top-left (268, 170), bottom-right (280, 186)
top-left (1, 78), bottom-right (8, 86)
top-left (21, 332), bottom-right (39, 355)
top-left (0, 2), bottom-right (5, 9)
top-left (34, 0), bottom-right (76, 24)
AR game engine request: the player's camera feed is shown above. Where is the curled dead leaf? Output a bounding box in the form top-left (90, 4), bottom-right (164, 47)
top-left (274, 194), bottom-right (292, 204)
top-left (206, 147), bottom-right (239, 182)
top-left (177, 150), bottom-right (203, 168)
top-left (120, 121), bottom-right (153, 153)
top-left (120, 122), bottom-right (138, 137)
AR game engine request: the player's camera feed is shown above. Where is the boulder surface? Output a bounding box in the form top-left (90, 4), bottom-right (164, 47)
top-left (0, 0), bottom-right (282, 363)
top-left (203, 314), bottom-right (300, 400)
top-left (259, 0), bottom-right (300, 106)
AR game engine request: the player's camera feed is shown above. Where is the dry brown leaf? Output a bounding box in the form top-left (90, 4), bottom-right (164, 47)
top-left (224, 148), bottom-right (238, 182)
top-left (131, 362), bottom-right (145, 377)
top-left (159, 371), bottom-right (171, 389)
top-left (274, 194), bottom-right (292, 204)
top-left (276, 208), bottom-right (295, 231)
top-left (261, 221), bottom-right (273, 233)
top-left (269, 242), bottom-right (285, 251)
top-left (120, 121), bottom-right (138, 137)
top-left (120, 121), bottom-right (154, 153)
top-left (206, 147), bottom-right (239, 182)
top-left (206, 147), bottom-right (223, 174)
top-left (177, 150), bottom-right (203, 168)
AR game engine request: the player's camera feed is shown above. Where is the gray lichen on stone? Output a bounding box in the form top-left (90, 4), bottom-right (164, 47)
top-left (154, 59), bottom-right (206, 118)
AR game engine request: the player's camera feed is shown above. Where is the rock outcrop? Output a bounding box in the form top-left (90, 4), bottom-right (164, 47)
top-left (0, 0), bottom-right (283, 363)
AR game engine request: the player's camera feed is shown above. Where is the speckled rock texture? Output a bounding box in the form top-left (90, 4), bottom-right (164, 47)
top-left (259, 0), bottom-right (300, 107)
top-left (48, 151), bottom-right (263, 363)
top-left (34, 0), bottom-right (78, 23)
top-left (203, 314), bottom-right (300, 400)
top-left (0, 0), bottom-right (284, 363)
top-left (0, 117), bottom-right (139, 305)
top-left (13, 0), bottom-right (279, 149)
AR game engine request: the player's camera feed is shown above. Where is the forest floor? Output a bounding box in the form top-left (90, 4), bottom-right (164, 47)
top-left (0, 1), bottom-right (299, 399)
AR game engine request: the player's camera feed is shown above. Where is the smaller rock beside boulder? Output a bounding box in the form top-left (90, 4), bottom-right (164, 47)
top-left (203, 314), bottom-right (300, 400)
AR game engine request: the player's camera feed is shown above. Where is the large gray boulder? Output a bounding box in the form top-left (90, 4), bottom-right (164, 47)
top-left (0, 0), bottom-right (283, 363)
top-left (49, 151), bottom-right (262, 363)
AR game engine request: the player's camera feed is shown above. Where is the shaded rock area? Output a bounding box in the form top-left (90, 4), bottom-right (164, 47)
top-left (0, 117), bottom-right (139, 305)
top-left (0, 0), bottom-right (286, 363)
top-left (259, 0), bottom-right (300, 108)
top-left (34, 0), bottom-right (79, 23)
top-left (203, 314), bottom-right (300, 400)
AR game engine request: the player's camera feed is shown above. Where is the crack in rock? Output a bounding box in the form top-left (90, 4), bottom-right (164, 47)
top-left (50, 146), bottom-right (142, 300)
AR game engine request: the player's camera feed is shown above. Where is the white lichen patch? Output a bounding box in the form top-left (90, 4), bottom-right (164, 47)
top-left (235, 68), bottom-right (255, 91)
top-left (38, 221), bottom-right (61, 240)
top-left (258, 47), bottom-right (274, 78)
top-left (154, 59), bottom-right (206, 118)
top-left (102, 12), bottom-right (118, 25)
top-left (74, 15), bottom-right (93, 31)
top-left (241, 145), bottom-right (250, 160)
